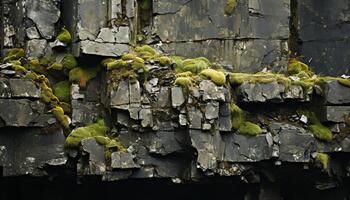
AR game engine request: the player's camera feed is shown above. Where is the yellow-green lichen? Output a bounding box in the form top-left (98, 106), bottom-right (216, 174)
top-left (229, 72), bottom-right (292, 87)
top-left (175, 57), bottom-right (210, 74)
top-left (52, 81), bottom-right (71, 102)
top-left (135, 45), bottom-right (157, 59)
top-left (315, 153), bottom-right (329, 171)
top-left (287, 58), bottom-right (313, 77)
top-left (200, 69), bottom-right (226, 86)
top-left (224, 0), bottom-right (237, 16)
top-left (238, 122), bottom-right (262, 136)
top-left (106, 60), bottom-right (129, 70)
top-left (57, 27), bottom-right (72, 43)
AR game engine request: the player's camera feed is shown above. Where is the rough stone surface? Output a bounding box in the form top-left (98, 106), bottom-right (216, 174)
top-left (0, 78), bottom-right (41, 99)
top-left (317, 106), bottom-right (350, 123)
top-left (71, 100), bottom-right (100, 126)
top-left (25, 39), bottom-right (48, 58)
top-left (78, 40), bottom-right (130, 57)
top-left (25, 0), bottom-right (61, 39)
top-left (320, 81), bottom-right (350, 105)
top-left (0, 99), bottom-right (54, 127)
top-left (80, 138), bottom-right (106, 176)
top-left (237, 82), bottom-right (284, 103)
top-left (0, 127), bottom-right (66, 177)
top-left (111, 152), bottom-right (140, 169)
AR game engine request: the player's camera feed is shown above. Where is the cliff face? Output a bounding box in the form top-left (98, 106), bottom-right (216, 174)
top-left (1, 1), bottom-right (350, 200)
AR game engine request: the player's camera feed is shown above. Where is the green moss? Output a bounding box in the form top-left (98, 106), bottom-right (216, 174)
top-left (316, 153), bottom-right (329, 171)
top-left (69, 67), bottom-right (100, 88)
top-left (53, 81), bottom-right (71, 102)
top-left (62, 54), bottom-right (77, 69)
top-left (200, 69), bottom-right (226, 86)
top-left (106, 60), bottom-right (129, 70)
top-left (178, 58), bottom-right (210, 74)
top-left (52, 106), bottom-right (70, 128)
top-left (287, 58), bottom-right (313, 76)
top-left (48, 62), bottom-right (63, 70)
top-left (40, 82), bottom-right (59, 104)
top-left (224, 0), bottom-right (237, 15)
top-left (316, 76), bottom-right (350, 88)
top-left (229, 72), bottom-right (292, 87)
top-left (230, 103), bottom-right (244, 130)
top-left (171, 56), bottom-right (185, 72)
top-left (39, 55), bottom-right (55, 66)
top-left (57, 27), bottom-right (72, 43)
top-left (309, 124), bottom-right (333, 142)
top-left (237, 122), bottom-right (262, 136)
top-left (158, 56), bottom-right (172, 66)
top-left (174, 77), bottom-right (193, 87)
top-left (23, 58), bottom-right (46, 73)
top-left (135, 45), bottom-right (157, 59)
top-left (3, 48), bottom-right (25, 62)
top-left (121, 53), bottom-right (138, 61)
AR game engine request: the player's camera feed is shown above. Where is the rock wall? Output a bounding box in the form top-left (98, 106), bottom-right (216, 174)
top-left (1, 0), bottom-right (350, 200)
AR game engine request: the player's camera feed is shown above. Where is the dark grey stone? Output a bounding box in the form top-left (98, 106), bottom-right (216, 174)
top-left (71, 100), bottom-right (100, 126)
top-left (0, 127), bottom-right (65, 177)
top-left (320, 80), bottom-right (350, 105)
top-left (189, 130), bottom-right (223, 171)
top-left (80, 138), bottom-right (106, 175)
top-left (0, 99), bottom-right (55, 127)
top-left (140, 108), bottom-right (152, 128)
top-left (148, 131), bottom-right (185, 156)
top-left (222, 133), bottom-right (273, 162)
top-left (272, 123), bottom-right (316, 163)
top-left (110, 80), bottom-right (130, 108)
top-left (237, 82), bottom-right (285, 103)
top-left (129, 80), bottom-right (141, 104)
top-left (0, 78), bottom-right (41, 99)
top-left (219, 103), bottom-right (232, 132)
top-left (199, 80), bottom-right (225, 101)
top-left (316, 106), bottom-right (350, 123)
top-left (111, 152), bottom-right (140, 169)
top-left (78, 41), bottom-right (130, 57)
top-left (157, 87), bottom-right (171, 108)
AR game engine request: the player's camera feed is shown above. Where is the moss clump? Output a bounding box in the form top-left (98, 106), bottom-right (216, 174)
top-left (106, 60), bottom-right (129, 70)
top-left (288, 58), bottom-right (313, 76)
top-left (57, 27), bottom-right (72, 43)
top-left (230, 103), bottom-right (244, 130)
top-left (39, 55), bottom-right (55, 66)
top-left (135, 45), bottom-right (157, 59)
top-left (62, 54), bottom-right (77, 69)
top-left (316, 76), bottom-right (350, 88)
top-left (53, 81), bottom-right (71, 102)
top-left (309, 124), bottom-right (333, 142)
top-left (174, 57), bottom-right (210, 74)
top-left (315, 153), bottom-right (329, 171)
top-left (3, 48), bottom-right (25, 62)
top-left (298, 110), bottom-right (333, 142)
top-left (229, 72), bottom-right (292, 87)
top-left (69, 67), bottom-right (100, 88)
top-left (52, 106), bottom-right (70, 128)
top-left (158, 56), bottom-right (172, 66)
top-left (65, 119), bottom-right (108, 147)
top-left (224, 0), bottom-right (237, 15)
top-left (48, 62), bottom-right (64, 70)
top-left (121, 53), bottom-right (138, 61)
top-left (40, 82), bottom-right (59, 104)
top-left (238, 122), bottom-right (263, 136)
top-left (174, 77), bottom-right (193, 87)
top-left (23, 58), bottom-right (46, 73)
top-left (200, 69), bottom-right (226, 86)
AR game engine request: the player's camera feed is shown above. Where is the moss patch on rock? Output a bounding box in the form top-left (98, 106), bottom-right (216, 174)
top-left (53, 81), bottom-right (71, 102)
top-left (238, 122), bottom-right (263, 136)
top-left (200, 69), bottom-right (226, 86)
top-left (315, 153), bottom-right (329, 171)
top-left (57, 27), bottom-right (72, 43)
top-left (224, 0), bottom-right (237, 15)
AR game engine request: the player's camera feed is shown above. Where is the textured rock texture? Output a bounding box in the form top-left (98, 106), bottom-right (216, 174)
top-left (1, 0), bottom-right (350, 199)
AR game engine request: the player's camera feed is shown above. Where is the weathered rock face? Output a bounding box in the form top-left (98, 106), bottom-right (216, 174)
top-left (1, 0), bottom-right (350, 199)
top-left (297, 0), bottom-right (350, 76)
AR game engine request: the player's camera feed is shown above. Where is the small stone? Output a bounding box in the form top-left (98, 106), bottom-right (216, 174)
top-left (188, 107), bottom-right (203, 129)
top-left (0, 70), bottom-right (16, 75)
top-left (171, 87), bottom-right (185, 107)
top-left (202, 123), bottom-right (211, 130)
top-left (179, 114), bottom-right (187, 126)
top-left (111, 152), bottom-right (140, 169)
top-left (26, 27), bottom-right (41, 39)
top-left (300, 115), bottom-right (308, 124)
top-left (205, 102), bottom-right (219, 120)
top-left (140, 109), bottom-right (152, 127)
top-left (110, 80), bottom-right (130, 107)
top-left (71, 84), bottom-right (85, 100)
